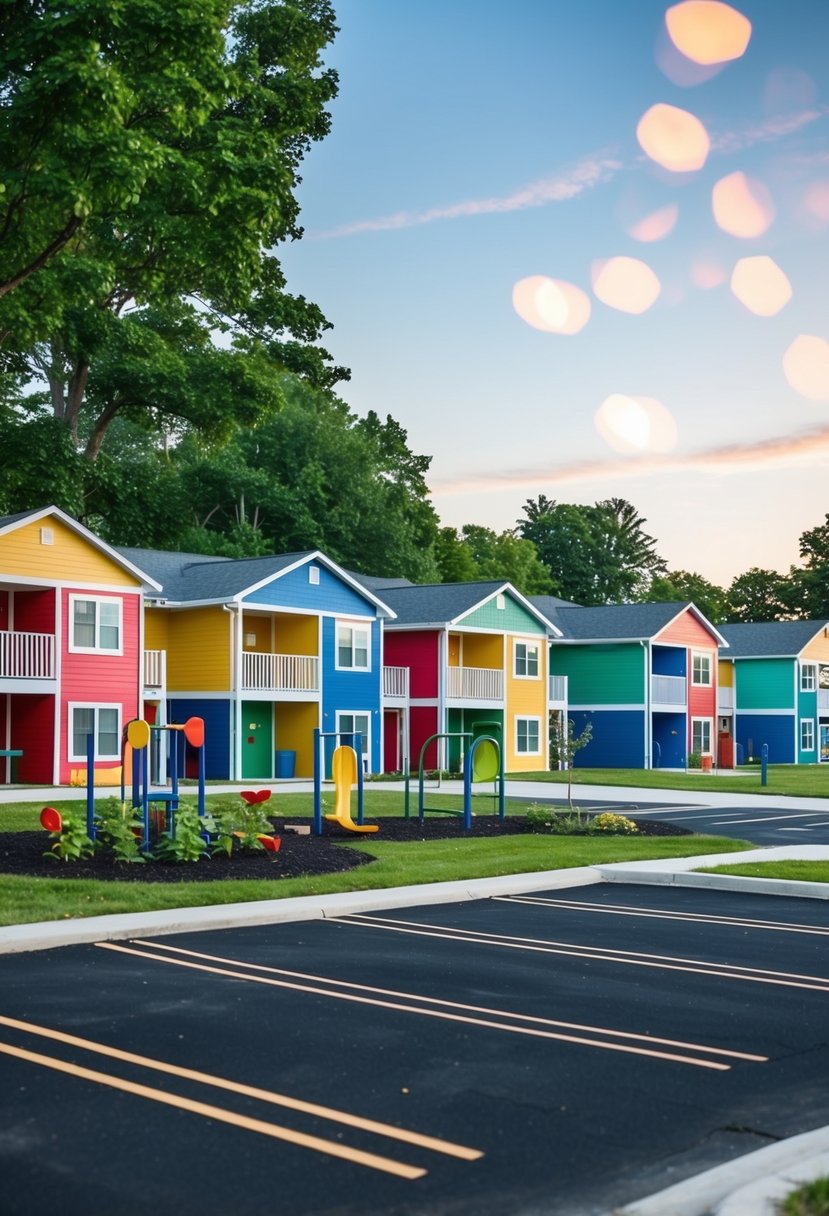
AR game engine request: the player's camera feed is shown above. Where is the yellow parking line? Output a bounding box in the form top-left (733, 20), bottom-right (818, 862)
top-left (0, 1040), bottom-right (426, 1179)
top-left (0, 1014), bottom-right (481, 1163)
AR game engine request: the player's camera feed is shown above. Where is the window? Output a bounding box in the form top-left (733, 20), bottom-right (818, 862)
top-left (309, 566), bottom-right (320, 585)
top-left (801, 664), bottom-right (817, 692)
top-left (69, 704), bottom-right (121, 761)
top-left (516, 716), bottom-right (541, 755)
top-left (336, 712), bottom-right (370, 770)
top-left (69, 595), bottom-right (122, 654)
top-left (691, 652), bottom-right (712, 686)
top-left (801, 719), bottom-right (815, 752)
top-left (336, 623), bottom-right (370, 670)
top-left (514, 641), bottom-right (540, 679)
top-left (691, 718), bottom-right (712, 755)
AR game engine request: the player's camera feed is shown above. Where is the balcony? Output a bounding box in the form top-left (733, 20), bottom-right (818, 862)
top-left (446, 665), bottom-right (503, 701)
top-left (718, 686), bottom-right (734, 713)
top-left (0, 630), bottom-right (55, 681)
top-left (819, 689), bottom-right (829, 712)
top-left (383, 665), bottom-right (410, 700)
top-left (242, 652), bottom-right (319, 693)
top-left (651, 673), bottom-right (687, 707)
top-left (143, 649), bottom-right (166, 689)
top-left (549, 674), bottom-right (568, 705)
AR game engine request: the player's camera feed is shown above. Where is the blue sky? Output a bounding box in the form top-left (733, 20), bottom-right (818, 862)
top-left (280, 0), bottom-right (829, 585)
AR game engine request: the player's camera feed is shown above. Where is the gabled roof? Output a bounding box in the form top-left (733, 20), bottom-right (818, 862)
top-left (379, 580), bottom-right (560, 634)
top-left (0, 505), bottom-right (162, 591)
top-left (533, 599), bottom-right (727, 646)
top-left (118, 546), bottom-right (395, 616)
top-left (718, 619), bottom-right (829, 659)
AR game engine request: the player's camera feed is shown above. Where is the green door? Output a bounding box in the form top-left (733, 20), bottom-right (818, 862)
top-left (241, 702), bottom-right (273, 779)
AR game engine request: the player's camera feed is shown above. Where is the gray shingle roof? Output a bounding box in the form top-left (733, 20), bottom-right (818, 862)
top-left (533, 599), bottom-right (712, 642)
top-left (718, 619), bottom-right (829, 658)
top-left (118, 547), bottom-right (313, 602)
top-left (0, 509), bottom-right (42, 530)
top-left (379, 580), bottom-right (557, 630)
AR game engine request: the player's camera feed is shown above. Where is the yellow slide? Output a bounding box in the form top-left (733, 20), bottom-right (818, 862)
top-left (324, 746), bottom-right (378, 833)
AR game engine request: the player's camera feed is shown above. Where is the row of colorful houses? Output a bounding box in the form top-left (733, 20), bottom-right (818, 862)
top-left (1, 506), bottom-right (827, 786)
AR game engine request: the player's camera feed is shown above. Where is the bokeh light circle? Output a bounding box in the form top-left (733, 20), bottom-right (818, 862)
top-left (512, 276), bottom-right (591, 335)
top-left (712, 171), bottom-right (775, 237)
top-left (783, 335), bottom-right (829, 401)
top-left (665, 1), bottom-right (752, 65)
top-left (592, 257), bottom-right (662, 314)
top-left (636, 103), bottom-right (710, 172)
top-left (595, 394), bottom-right (678, 453)
top-left (730, 256), bottom-right (791, 316)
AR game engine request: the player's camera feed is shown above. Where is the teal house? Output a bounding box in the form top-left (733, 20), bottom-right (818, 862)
top-left (717, 620), bottom-right (829, 765)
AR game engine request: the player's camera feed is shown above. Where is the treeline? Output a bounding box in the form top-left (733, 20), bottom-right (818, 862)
top-left (0, 2), bottom-right (826, 622)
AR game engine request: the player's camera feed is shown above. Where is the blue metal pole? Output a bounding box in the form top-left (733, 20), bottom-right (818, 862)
top-left (86, 733), bottom-right (96, 840)
top-left (463, 749), bottom-right (472, 831)
top-left (761, 743), bottom-right (768, 786)
top-left (313, 728), bottom-right (322, 835)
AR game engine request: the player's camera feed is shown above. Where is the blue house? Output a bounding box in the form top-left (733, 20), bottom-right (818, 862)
top-left (120, 547), bottom-right (394, 780)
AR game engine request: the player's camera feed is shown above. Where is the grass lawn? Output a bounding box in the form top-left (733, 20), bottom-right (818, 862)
top-left (698, 861), bottom-right (829, 884)
top-left (511, 765), bottom-right (829, 799)
top-left (0, 791), bottom-right (750, 926)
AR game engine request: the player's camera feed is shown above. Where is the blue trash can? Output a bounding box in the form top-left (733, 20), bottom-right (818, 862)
top-left (275, 750), bottom-right (296, 778)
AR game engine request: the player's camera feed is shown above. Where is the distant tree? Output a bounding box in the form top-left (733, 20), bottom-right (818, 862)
top-left (726, 568), bottom-right (794, 622)
top-left (435, 528), bottom-right (479, 583)
top-left (456, 525), bottom-right (553, 595)
top-left (794, 514), bottom-right (829, 618)
top-left (517, 496), bottom-right (665, 604)
top-left (646, 570), bottom-right (730, 624)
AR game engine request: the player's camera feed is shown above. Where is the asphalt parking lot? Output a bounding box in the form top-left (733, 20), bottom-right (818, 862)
top-left (2, 882), bottom-right (829, 1216)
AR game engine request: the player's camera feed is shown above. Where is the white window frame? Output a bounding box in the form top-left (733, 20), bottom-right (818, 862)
top-left (515, 716), bottom-right (541, 756)
top-left (691, 717), bottom-right (712, 755)
top-left (335, 711), bottom-right (371, 772)
top-left (514, 640), bottom-right (540, 680)
top-left (691, 651), bottom-right (712, 686)
top-left (335, 621), bottom-right (371, 672)
top-left (801, 718), bottom-right (815, 752)
top-left (801, 664), bottom-right (817, 692)
top-left (68, 594), bottom-right (123, 656)
top-left (68, 702), bottom-right (122, 762)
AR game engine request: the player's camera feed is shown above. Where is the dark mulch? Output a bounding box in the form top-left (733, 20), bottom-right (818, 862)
top-left (0, 815), bottom-right (691, 884)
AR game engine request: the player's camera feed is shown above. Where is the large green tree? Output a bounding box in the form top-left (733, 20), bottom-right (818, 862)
top-left (793, 514), bottom-right (829, 618)
top-left (726, 567), bottom-right (794, 622)
top-left (517, 496), bottom-right (665, 604)
top-left (2, 0), bottom-right (343, 459)
top-left (646, 570), bottom-right (730, 624)
top-left (435, 524), bottom-right (553, 595)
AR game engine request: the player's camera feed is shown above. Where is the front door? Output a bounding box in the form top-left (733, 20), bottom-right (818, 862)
top-left (242, 701), bottom-right (273, 779)
top-left (821, 723), bottom-right (829, 763)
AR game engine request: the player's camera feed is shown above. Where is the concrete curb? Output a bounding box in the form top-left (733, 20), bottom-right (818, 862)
top-left (0, 865), bottom-right (603, 956)
top-left (599, 868), bottom-right (829, 900)
top-left (614, 1126), bottom-right (829, 1216)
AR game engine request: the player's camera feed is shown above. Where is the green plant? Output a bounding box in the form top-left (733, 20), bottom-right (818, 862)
top-left (525, 803), bottom-right (588, 833)
top-left (586, 812), bottom-right (639, 835)
top-left (687, 750), bottom-right (702, 769)
top-left (95, 797), bottom-right (147, 864)
top-left (42, 808), bottom-right (96, 863)
top-left (549, 714), bottom-right (593, 809)
top-left (152, 800), bottom-right (209, 864)
top-left (781, 1176), bottom-right (829, 1216)
top-left (210, 795), bottom-right (275, 855)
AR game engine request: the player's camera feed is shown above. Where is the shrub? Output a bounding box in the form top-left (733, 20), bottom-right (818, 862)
top-left (42, 807), bottom-right (96, 862)
top-left (688, 751), bottom-right (702, 769)
top-left (152, 800), bottom-right (210, 863)
top-left (95, 797), bottom-right (146, 863)
top-left (586, 812), bottom-right (639, 835)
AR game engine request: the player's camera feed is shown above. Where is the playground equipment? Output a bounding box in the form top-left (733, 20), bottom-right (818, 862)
top-left (323, 745), bottom-right (378, 835)
top-left (410, 732), bottom-right (505, 832)
top-left (312, 727), bottom-right (378, 836)
top-left (117, 716), bottom-right (206, 851)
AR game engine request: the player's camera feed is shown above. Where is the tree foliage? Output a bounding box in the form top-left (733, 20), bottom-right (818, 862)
top-left (726, 567), bottom-right (795, 623)
top-left (434, 525), bottom-right (553, 595)
top-left (517, 496), bottom-right (665, 605)
top-left (647, 570), bottom-right (730, 624)
top-left (2, 0), bottom-right (344, 456)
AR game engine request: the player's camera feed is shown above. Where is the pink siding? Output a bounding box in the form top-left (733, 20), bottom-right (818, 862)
top-left (385, 631), bottom-right (439, 698)
top-left (13, 694), bottom-right (55, 783)
top-left (410, 705), bottom-right (439, 769)
top-left (657, 609), bottom-right (718, 648)
top-left (689, 677), bottom-right (716, 728)
top-left (14, 588), bottom-right (56, 633)
top-left (58, 589), bottom-right (141, 781)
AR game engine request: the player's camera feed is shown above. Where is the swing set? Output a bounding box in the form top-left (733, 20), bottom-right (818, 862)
top-left (407, 731), bottom-right (505, 832)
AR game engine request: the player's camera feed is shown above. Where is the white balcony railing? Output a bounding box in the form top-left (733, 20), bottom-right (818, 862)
top-left (718, 686), bottom-right (734, 712)
top-left (0, 630), bottom-right (55, 680)
top-left (549, 674), bottom-right (568, 704)
top-left (242, 652), bottom-right (319, 692)
top-left (446, 665), bottom-right (503, 701)
top-left (651, 674), bottom-right (687, 706)
top-left (143, 649), bottom-right (166, 688)
top-left (818, 689), bottom-right (829, 711)
top-left (383, 665), bottom-right (410, 699)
